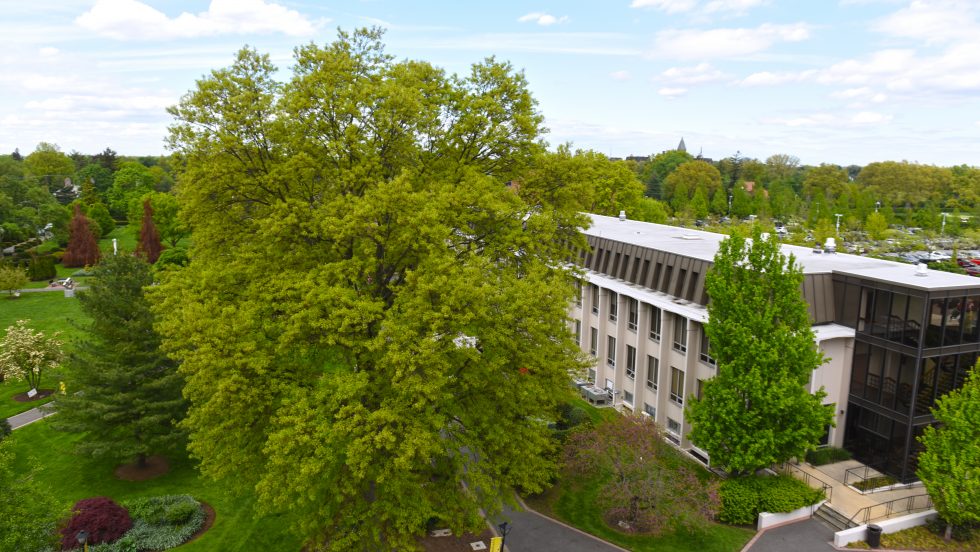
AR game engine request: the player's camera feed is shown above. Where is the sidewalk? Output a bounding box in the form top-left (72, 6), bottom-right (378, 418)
top-left (6, 405), bottom-right (55, 430)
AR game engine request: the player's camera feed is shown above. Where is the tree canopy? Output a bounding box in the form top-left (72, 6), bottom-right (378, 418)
top-left (687, 227), bottom-right (833, 474)
top-left (916, 367), bottom-right (980, 541)
top-left (0, 320), bottom-right (64, 391)
top-left (152, 28), bottom-right (587, 551)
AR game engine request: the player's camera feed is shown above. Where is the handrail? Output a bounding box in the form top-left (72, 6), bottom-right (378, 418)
top-left (844, 464), bottom-right (901, 493)
top-left (781, 462), bottom-right (833, 504)
top-left (846, 493), bottom-right (933, 527)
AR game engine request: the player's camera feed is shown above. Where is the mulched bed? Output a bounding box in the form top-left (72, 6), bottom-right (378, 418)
top-left (418, 528), bottom-right (495, 552)
top-left (182, 502), bottom-right (216, 546)
top-left (13, 389), bottom-right (55, 402)
top-left (113, 455), bottom-right (171, 481)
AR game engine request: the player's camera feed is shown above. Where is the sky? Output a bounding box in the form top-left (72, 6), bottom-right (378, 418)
top-left (1, 0), bottom-right (978, 166)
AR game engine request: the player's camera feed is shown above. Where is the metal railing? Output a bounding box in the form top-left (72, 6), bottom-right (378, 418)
top-left (781, 462), bottom-right (833, 504)
top-left (844, 464), bottom-right (897, 493)
top-left (847, 493), bottom-right (933, 526)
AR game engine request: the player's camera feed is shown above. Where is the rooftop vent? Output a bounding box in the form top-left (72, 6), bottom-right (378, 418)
top-left (916, 263), bottom-right (928, 277)
top-left (619, 210), bottom-right (626, 221)
top-left (825, 237), bottom-right (836, 253)
top-left (677, 234), bottom-right (702, 240)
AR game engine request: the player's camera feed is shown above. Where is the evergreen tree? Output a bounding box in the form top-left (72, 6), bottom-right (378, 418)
top-left (687, 227), bottom-right (833, 475)
top-left (135, 198), bottom-right (163, 263)
top-left (52, 254), bottom-right (185, 468)
top-left (63, 204), bottom-right (101, 268)
top-left (916, 368), bottom-right (980, 541)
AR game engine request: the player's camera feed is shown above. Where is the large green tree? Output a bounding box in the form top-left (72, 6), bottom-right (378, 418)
top-left (152, 29), bottom-right (586, 551)
top-left (0, 440), bottom-right (67, 552)
top-left (52, 254), bottom-right (185, 468)
top-left (639, 149), bottom-right (693, 199)
top-left (916, 368), bottom-right (980, 541)
top-left (687, 227), bottom-right (833, 475)
top-left (663, 160), bottom-right (722, 205)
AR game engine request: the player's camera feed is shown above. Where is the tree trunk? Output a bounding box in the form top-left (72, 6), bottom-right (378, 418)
top-left (137, 453), bottom-right (147, 469)
top-left (944, 522), bottom-right (953, 542)
top-left (628, 495), bottom-right (639, 524)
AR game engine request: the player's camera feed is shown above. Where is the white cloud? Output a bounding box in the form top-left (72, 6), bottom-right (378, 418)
top-left (660, 62), bottom-right (727, 84)
top-left (873, 0), bottom-right (978, 44)
top-left (38, 47), bottom-right (60, 57)
top-left (703, 0), bottom-right (769, 14)
top-left (736, 69), bottom-right (814, 86)
top-left (651, 23), bottom-right (811, 60)
top-left (630, 0), bottom-right (698, 13)
top-left (610, 70), bottom-right (632, 80)
top-left (658, 87), bottom-right (688, 98)
top-left (517, 12), bottom-right (569, 26)
top-left (75, 0), bottom-right (319, 40)
top-left (831, 87), bottom-right (888, 104)
top-left (765, 111), bottom-right (893, 128)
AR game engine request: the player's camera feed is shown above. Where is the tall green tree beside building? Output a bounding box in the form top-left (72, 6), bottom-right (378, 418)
top-left (53, 254), bottom-right (185, 468)
top-left (152, 28), bottom-right (587, 551)
top-left (916, 369), bottom-right (980, 542)
top-left (687, 227), bottom-right (833, 475)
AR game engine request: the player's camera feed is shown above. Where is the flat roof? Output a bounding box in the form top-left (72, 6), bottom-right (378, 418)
top-left (585, 214), bottom-right (980, 292)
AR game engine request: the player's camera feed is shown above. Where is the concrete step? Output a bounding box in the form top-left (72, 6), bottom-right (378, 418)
top-left (814, 503), bottom-right (853, 531)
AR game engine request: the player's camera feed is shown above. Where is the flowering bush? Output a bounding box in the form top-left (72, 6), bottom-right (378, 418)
top-left (0, 320), bottom-right (64, 391)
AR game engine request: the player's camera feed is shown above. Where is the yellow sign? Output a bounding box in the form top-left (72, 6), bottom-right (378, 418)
top-left (489, 536), bottom-right (502, 552)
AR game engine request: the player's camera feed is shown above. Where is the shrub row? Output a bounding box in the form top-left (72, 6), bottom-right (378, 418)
top-left (719, 474), bottom-right (825, 525)
top-left (805, 447), bottom-right (852, 466)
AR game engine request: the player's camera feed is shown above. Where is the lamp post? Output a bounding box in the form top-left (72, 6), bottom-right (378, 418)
top-left (875, 200), bottom-right (881, 212)
top-left (728, 194), bottom-right (733, 216)
top-left (834, 213), bottom-right (843, 235)
top-left (941, 212), bottom-right (948, 237)
top-left (76, 530), bottom-right (89, 552)
top-left (498, 522), bottom-right (511, 551)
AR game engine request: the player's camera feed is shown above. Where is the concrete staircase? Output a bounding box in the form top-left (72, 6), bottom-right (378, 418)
top-left (814, 503), bottom-right (854, 531)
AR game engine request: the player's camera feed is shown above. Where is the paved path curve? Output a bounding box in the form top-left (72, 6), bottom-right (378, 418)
top-left (491, 500), bottom-right (628, 552)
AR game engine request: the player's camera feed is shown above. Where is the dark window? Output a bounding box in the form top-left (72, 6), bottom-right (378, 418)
top-left (590, 327), bottom-right (598, 356)
top-left (641, 259), bottom-right (650, 285)
top-left (696, 379), bottom-right (705, 400)
top-left (612, 253), bottom-right (621, 277)
top-left (631, 257), bottom-right (641, 283)
top-left (675, 268), bottom-right (687, 297)
top-left (647, 355), bottom-right (659, 390)
top-left (915, 357), bottom-right (938, 416)
top-left (623, 390), bottom-right (634, 405)
top-left (653, 262), bottom-right (663, 289)
top-left (575, 320), bottom-right (581, 345)
top-left (663, 265), bottom-right (673, 293)
top-left (673, 316), bottom-right (687, 353)
top-left (648, 305), bottom-right (662, 341)
top-left (643, 403), bottom-right (656, 419)
top-left (591, 284), bottom-right (599, 314)
top-left (626, 345), bottom-right (636, 379)
top-left (609, 291), bottom-right (618, 321)
top-left (699, 327), bottom-right (715, 366)
top-left (607, 336), bottom-right (616, 367)
top-left (620, 254), bottom-right (630, 279)
top-left (687, 271), bottom-right (699, 302)
top-left (627, 298), bottom-right (638, 331)
top-left (670, 367), bottom-right (685, 405)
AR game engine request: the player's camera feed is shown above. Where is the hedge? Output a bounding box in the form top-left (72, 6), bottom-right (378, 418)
top-left (719, 475), bottom-right (825, 525)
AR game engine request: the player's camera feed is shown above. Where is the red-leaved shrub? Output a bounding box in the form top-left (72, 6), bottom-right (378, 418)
top-left (60, 496), bottom-right (133, 549)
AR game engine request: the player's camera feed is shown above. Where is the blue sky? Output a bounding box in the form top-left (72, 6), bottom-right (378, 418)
top-left (1, 0), bottom-right (978, 166)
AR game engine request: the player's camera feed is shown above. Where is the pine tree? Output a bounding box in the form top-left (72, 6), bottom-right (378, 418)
top-left (687, 227), bottom-right (834, 475)
top-left (63, 204), bottom-right (101, 267)
top-left (135, 199), bottom-right (163, 263)
top-left (52, 254), bottom-right (185, 468)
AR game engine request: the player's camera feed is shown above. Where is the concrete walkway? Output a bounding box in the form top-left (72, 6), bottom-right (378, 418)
top-left (784, 460), bottom-right (926, 522)
top-left (743, 518), bottom-right (835, 552)
top-left (490, 500), bottom-right (627, 552)
top-left (6, 405), bottom-right (55, 429)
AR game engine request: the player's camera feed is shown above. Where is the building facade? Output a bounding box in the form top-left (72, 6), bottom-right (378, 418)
top-left (570, 214), bottom-right (980, 483)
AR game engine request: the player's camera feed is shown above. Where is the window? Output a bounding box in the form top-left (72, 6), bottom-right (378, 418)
top-left (591, 284), bottom-right (599, 314)
top-left (588, 367), bottom-right (596, 382)
top-left (627, 298), bottom-right (638, 331)
top-left (673, 316), bottom-right (687, 353)
top-left (607, 336), bottom-right (616, 367)
top-left (666, 418), bottom-right (681, 444)
top-left (643, 403), bottom-right (656, 419)
top-left (574, 320), bottom-right (582, 345)
top-left (625, 345), bottom-right (636, 379)
top-left (575, 281), bottom-right (582, 307)
top-left (623, 390), bottom-right (634, 405)
top-left (696, 379), bottom-right (705, 400)
top-left (699, 328), bottom-right (715, 365)
top-left (646, 355), bottom-right (659, 390)
top-left (590, 327), bottom-right (598, 356)
top-left (670, 367), bottom-right (685, 405)
top-left (609, 291), bottom-right (618, 321)
top-left (648, 305), bottom-right (662, 341)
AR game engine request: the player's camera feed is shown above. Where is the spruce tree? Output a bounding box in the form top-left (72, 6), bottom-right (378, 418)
top-left (135, 198), bottom-right (163, 263)
top-left (52, 254), bottom-right (185, 468)
top-left (63, 204), bottom-right (101, 267)
top-left (687, 227), bottom-right (834, 474)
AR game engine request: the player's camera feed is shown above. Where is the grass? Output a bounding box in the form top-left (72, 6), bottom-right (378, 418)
top-left (6, 420), bottom-right (303, 551)
top-left (852, 475), bottom-right (897, 492)
top-left (0, 291), bottom-right (90, 419)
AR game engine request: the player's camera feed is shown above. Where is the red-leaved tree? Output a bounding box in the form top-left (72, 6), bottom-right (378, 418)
top-left (135, 198), bottom-right (163, 263)
top-left (63, 204), bottom-right (101, 268)
top-left (564, 414), bottom-right (720, 534)
top-left (60, 497), bottom-right (132, 549)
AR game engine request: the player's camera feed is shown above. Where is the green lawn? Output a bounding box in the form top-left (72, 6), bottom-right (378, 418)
top-left (1, 292), bottom-right (89, 419)
top-left (7, 420), bottom-right (302, 551)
